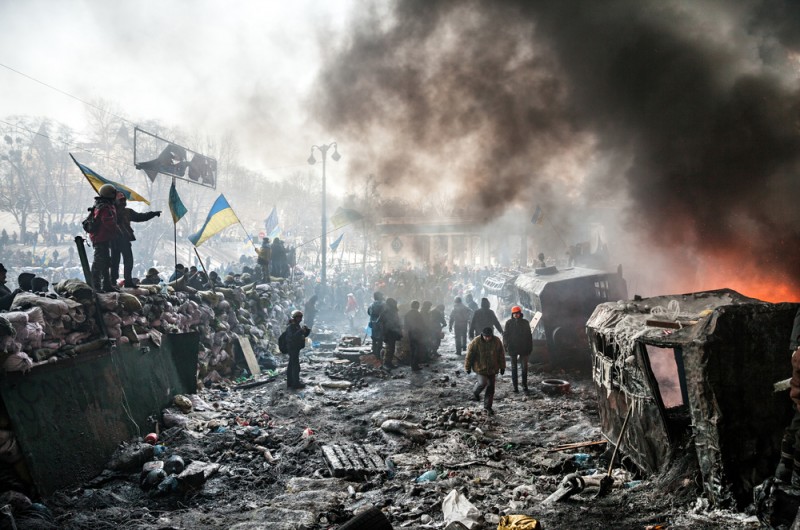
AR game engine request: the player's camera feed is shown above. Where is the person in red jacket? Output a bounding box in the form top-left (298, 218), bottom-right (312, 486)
top-left (89, 184), bottom-right (120, 292)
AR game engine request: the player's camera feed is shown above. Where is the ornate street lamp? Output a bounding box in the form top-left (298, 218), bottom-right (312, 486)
top-left (308, 142), bottom-right (341, 302)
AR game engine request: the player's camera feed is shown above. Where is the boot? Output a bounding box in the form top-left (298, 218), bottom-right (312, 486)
top-left (471, 391), bottom-right (481, 402)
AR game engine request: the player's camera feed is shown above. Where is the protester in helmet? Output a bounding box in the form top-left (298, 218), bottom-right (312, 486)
top-left (89, 184), bottom-right (120, 292)
top-left (503, 306), bottom-right (533, 393)
top-left (111, 191), bottom-right (160, 288)
top-left (284, 309), bottom-right (311, 389)
top-left (141, 268), bottom-right (162, 285)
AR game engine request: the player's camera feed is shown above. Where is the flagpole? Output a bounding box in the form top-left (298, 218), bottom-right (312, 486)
top-left (238, 220), bottom-right (259, 254)
top-left (172, 178), bottom-right (178, 275)
top-left (193, 247), bottom-right (216, 293)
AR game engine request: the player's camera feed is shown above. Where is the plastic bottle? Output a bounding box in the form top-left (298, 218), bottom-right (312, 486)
top-left (415, 469), bottom-right (438, 483)
top-left (572, 453), bottom-right (591, 467)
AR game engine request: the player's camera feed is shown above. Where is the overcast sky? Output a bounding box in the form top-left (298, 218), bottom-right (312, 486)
top-left (0, 0), bottom-right (354, 181)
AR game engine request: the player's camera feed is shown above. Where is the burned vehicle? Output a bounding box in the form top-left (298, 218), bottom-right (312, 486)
top-left (482, 271), bottom-right (520, 322)
top-left (514, 265), bottom-right (627, 369)
top-left (586, 289), bottom-right (797, 508)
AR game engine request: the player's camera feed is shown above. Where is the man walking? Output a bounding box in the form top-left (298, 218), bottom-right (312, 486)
top-left (465, 327), bottom-right (506, 415)
top-left (284, 310), bottom-right (311, 389)
top-left (404, 300), bottom-right (425, 371)
top-left (367, 291), bottom-right (386, 360)
top-left (382, 297), bottom-right (402, 370)
top-left (503, 306), bottom-right (533, 393)
top-left (449, 296), bottom-right (472, 355)
top-left (469, 297), bottom-right (503, 339)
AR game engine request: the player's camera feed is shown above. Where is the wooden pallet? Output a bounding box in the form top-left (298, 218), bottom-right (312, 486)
top-left (321, 443), bottom-right (385, 478)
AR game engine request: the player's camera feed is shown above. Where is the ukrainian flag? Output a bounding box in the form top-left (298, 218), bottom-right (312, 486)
top-left (70, 153), bottom-right (150, 204)
top-left (188, 194), bottom-right (240, 247)
top-left (169, 180), bottom-right (187, 223)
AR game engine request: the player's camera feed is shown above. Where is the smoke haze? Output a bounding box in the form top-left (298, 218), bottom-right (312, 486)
top-left (313, 0), bottom-right (800, 300)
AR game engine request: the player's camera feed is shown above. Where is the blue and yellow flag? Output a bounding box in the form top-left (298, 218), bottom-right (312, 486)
top-left (70, 153), bottom-right (150, 204)
top-left (188, 194), bottom-right (240, 247)
top-left (330, 207), bottom-right (363, 229)
top-left (169, 180), bottom-right (187, 223)
top-left (264, 206), bottom-right (280, 238)
top-left (330, 233), bottom-right (344, 251)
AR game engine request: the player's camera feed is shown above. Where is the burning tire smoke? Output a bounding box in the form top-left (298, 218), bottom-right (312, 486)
top-left (312, 0), bottom-right (800, 301)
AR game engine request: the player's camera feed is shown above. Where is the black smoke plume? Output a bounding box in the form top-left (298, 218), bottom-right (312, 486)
top-left (312, 0), bottom-right (800, 299)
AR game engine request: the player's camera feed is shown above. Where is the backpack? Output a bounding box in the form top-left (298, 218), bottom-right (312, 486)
top-left (278, 330), bottom-right (288, 354)
top-left (81, 207), bottom-right (97, 234)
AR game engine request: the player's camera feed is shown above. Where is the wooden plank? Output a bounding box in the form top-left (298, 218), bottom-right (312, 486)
top-left (547, 440), bottom-right (607, 452)
top-left (234, 334), bottom-right (261, 376)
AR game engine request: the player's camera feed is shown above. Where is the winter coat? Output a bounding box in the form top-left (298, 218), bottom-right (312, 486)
top-left (469, 298), bottom-right (503, 338)
top-left (790, 308), bottom-right (800, 408)
top-left (383, 299), bottom-right (403, 341)
top-left (285, 321), bottom-right (310, 354)
top-left (116, 207), bottom-right (159, 242)
top-left (449, 302), bottom-right (472, 330)
top-left (465, 335), bottom-right (506, 376)
top-left (0, 284), bottom-right (15, 312)
top-left (368, 300), bottom-right (386, 339)
top-left (404, 308), bottom-right (426, 341)
top-left (89, 197), bottom-right (119, 244)
top-left (503, 317), bottom-right (533, 356)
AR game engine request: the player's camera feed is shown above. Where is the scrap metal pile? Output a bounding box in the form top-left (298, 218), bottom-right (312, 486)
top-left (0, 277), bottom-right (304, 379)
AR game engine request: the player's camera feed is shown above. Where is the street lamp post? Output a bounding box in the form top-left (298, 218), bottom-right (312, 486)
top-left (308, 142), bottom-right (341, 303)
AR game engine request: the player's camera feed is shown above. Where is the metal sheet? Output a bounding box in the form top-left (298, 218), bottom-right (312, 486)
top-left (0, 332), bottom-right (198, 496)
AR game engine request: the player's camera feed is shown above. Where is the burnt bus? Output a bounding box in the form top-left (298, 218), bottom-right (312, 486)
top-left (514, 265), bottom-right (627, 369)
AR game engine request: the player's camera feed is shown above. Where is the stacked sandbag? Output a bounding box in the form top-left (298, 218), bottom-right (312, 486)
top-left (0, 275), bottom-right (305, 377)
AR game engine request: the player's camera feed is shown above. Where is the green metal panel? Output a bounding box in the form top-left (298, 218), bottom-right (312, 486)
top-left (0, 332), bottom-right (198, 496)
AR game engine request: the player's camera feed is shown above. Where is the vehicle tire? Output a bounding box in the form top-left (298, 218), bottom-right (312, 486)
top-left (541, 378), bottom-right (570, 395)
top-left (337, 506), bottom-right (393, 530)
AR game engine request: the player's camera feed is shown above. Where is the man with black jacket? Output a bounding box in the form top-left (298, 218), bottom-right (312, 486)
top-left (503, 306), bottom-right (533, 393)
top-left (285, 310), bottom-right (311, 389)
top-left (367, 291), bottom-right (386, 360)
top-left (469, 297), bottom-right (503, 339)
top-left (112, 192), bottom-right (161, 288)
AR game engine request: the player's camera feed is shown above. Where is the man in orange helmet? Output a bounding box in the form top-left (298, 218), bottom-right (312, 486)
top-left (502, 306), bottom-right (533, 393)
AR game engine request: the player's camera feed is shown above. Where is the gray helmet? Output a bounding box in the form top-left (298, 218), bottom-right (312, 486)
top-left (98, 183), bottom-right (117, 199)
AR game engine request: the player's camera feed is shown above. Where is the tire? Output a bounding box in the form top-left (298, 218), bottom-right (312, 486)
top-left (541, 378), bottom-right (570, 395)
top-left (337, 506), bottom-right (393, 530)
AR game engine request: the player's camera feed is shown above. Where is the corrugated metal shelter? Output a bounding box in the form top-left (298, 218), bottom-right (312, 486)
top-left (587, 290), bottom-right (797, 508)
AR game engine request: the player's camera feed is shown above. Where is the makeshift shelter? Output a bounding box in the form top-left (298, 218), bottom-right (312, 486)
top-left (586, 289), bottom-right (797, 508)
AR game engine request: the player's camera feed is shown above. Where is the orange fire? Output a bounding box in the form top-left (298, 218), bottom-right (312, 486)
top-left (692, 254), bottom-right (800, 303)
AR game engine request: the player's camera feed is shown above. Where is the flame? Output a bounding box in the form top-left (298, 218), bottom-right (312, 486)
top-left (692, 254), bottom-right (800, 303)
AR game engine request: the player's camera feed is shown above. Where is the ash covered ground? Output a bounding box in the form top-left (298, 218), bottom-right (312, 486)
top-left (43, 311), bottom-right (760, 530)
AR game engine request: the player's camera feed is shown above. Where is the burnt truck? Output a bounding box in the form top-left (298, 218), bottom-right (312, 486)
top-left (513, 265), bottom-right (627, 369)
top-left (586, 289), bottom-right (797, 508)
top-left (482, 271), bottom-right (520, 322)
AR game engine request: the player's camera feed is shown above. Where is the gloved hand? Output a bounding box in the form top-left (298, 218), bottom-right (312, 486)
top-left (500, 368), bottom-right (505, 375)
top-left (155, 211), bottom-right (162, 217)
